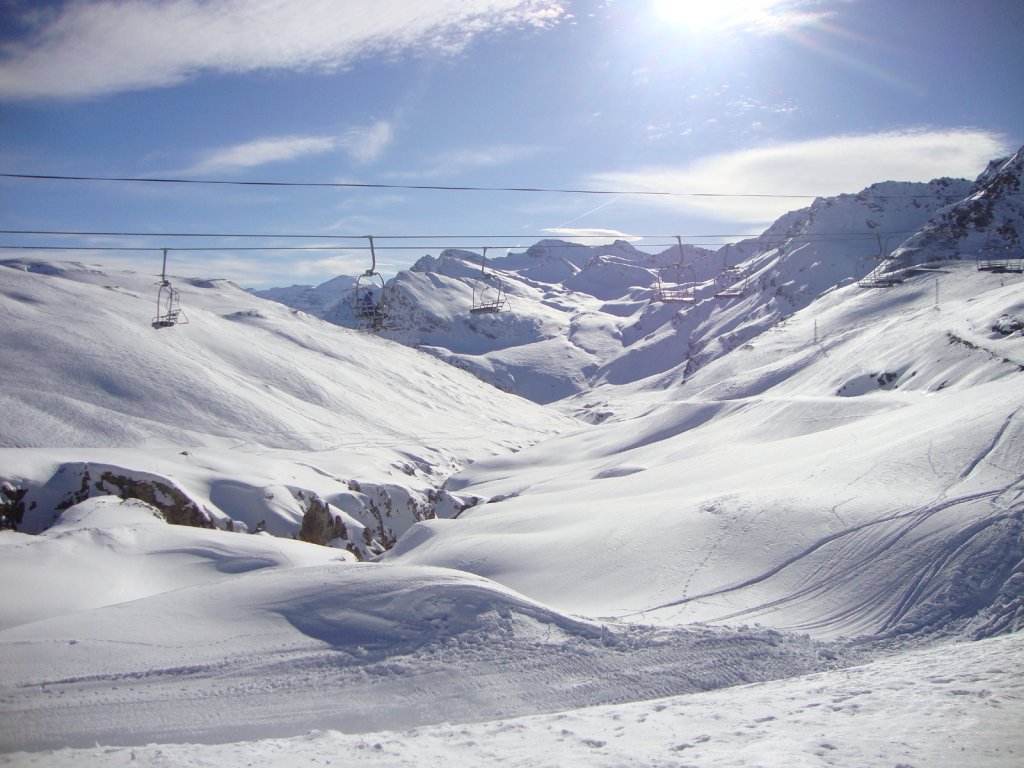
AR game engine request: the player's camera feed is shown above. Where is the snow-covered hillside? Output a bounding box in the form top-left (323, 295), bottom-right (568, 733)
top-left (3, 149), bottom-right (1023, 766)
top-left (0, 259), bottom-right (569, 553)
top-left (388, 261), bottom-right (1024, 640)
top-left (251, 273), bottom-right (357, 321)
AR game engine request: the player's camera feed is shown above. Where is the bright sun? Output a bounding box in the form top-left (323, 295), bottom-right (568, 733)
top-left (652, 0), bottom-right (781, 34)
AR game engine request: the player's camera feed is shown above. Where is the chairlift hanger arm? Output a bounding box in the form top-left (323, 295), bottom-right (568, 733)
top-left (364, 235), bottom-right (377, 276)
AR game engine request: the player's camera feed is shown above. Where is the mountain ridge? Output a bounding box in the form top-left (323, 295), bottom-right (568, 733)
top-left (254, 161), bottom-right (1019, 403)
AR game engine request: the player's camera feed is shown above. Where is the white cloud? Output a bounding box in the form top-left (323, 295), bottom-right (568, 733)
top-left (591, 129), bottom-right (1010, 226)
top-left (0, 0), bottom-right (566, 100)
top-left (337, 121), bottom-right (394, 166)
top-left (541, 227), bottom-right (641, 243)
top-left (181, 121), bottom-right (394, 174)
top-left (184, 136), bottom-right (339, 175)
top-left (652, 0), bottom-right (831, 36)
top-left (401, 144), bottom-right (549, 179)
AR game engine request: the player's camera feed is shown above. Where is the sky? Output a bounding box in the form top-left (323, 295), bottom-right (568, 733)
top-left (0, 0), bottom-right (1021, 289)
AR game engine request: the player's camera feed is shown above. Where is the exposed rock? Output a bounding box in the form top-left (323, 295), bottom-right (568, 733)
top-left (0, 482), bottom-right (28, 530)
top-left (96, 471), bottom-right (214, 528)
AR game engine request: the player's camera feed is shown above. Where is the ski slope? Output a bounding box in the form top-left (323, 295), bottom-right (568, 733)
top-left (1, 496), bottom-right (842, 752)
top-left (7, 631), bottom-right (1019, 767)
top-left (0, 257), bottom-right (570, 549)
top-left (388, 262), bottom-right (1024, 639)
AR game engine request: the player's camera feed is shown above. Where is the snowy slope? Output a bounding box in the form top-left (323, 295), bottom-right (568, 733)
top-left (1, 495), bottom-right (844, 752)
top-left (893, 146), bottom-right (1024, 265)
top-left (251, 273), bottom-right (356, 321)
top-left (387, 261), bottom-right (1024, 639)
top-left (381, 240), bottom-right (699, 403)
top-left (9, 630), bottom-right (1020, 767)
top-left (0, 258), bottom-right (570, 549)
top-left (0, 496), bottom-right (349, 631)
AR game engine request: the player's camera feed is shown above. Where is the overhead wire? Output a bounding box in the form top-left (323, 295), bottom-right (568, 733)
top-left (0, 236), bottom-right (913, 254)
top-left (0, 228), bottom-right (918, 259)
top-left (0, 172), bottom-right (822, 198)
top-left (0, 170), bottom-right (949, 260)
top-left (0, 228), bottom-right (914, 241)
top-left (2, 171), bottom-right (1008, 199)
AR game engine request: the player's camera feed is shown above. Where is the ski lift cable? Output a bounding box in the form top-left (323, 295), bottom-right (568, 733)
top-left (0, 231), bottom-right (919, 256)
top-left (3, 172), bottom-right (1011, 200)
top-left (0, 228), bottom-right (916, 241)
top-left (0, 239), bottom-right (900, 255)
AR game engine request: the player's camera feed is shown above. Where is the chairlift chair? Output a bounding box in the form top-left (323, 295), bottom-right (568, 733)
top-left (976, 234), bottom-right (1024, 273)
top-left (713, 244), bottom-right (748, 299)
top-left (151, 249), bottom-right (189, 328)
top-left (470, 248), bottom-right (509, 314)
top-left (653, 236), bottom-right (697, 303)
top-left (350, 235), bottom-right (389, 331)
top-left (856, 235), bottom-right (904, 287)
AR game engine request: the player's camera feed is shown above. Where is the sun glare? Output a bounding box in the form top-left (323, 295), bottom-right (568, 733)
top-left (652, 0), bottom-right (788, 35)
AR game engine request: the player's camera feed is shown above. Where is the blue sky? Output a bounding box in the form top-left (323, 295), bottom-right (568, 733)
top-left (1, 0), bottom-right (1021, 288)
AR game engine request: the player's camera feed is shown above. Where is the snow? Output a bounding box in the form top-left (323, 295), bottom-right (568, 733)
top-left (2, 148), bottom-right (1023, 765)
top-left (3, 631), bottom-right (1021, 766)
top-left (1, 502), bottom-right (845, 752)
top-left (388, 264), bottom-right (1024, 637)
top-left (0, 257), bottom-right (570, 548)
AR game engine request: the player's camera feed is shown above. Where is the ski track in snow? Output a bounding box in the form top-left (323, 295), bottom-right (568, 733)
top-left (3, 632), bottom-right (1021, 767)
top-left (0, 571), bottom-right (845, 752)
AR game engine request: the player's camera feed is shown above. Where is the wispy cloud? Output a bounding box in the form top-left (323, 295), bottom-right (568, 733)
top-left (653, 0), bottom-right (833, 36)
top-left (400, 144), bottom-right (549, 180)
top-left (590, 128), bottom-right (1010, 227)
top-left (337, 121), bottom-right (394, 166)
top-left (0, 0), bottom-right (566, 100)
top-left (181, 121), bottom-right (394, 174)
top-left (541, 227), bottom-right (641, 243)
top-left (184, 136), bottom-right (339, 175)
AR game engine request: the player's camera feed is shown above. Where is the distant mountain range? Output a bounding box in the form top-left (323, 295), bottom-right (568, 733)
top-left (256, 146), bottom-right (1023, 405)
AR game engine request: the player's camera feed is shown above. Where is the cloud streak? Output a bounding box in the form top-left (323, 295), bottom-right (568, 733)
top-left (0, 0), bottom-right (566, 100)
top-left (181, 121), bottom-right (394, 174)
top-left (541, 227), bottom-right (641, 243)
top-left (591, 129), bottom-right (1010, 227)
top-left (653, 0), bottom-right (834, 36)
top-left (396, 144), bottom-right (549, 180)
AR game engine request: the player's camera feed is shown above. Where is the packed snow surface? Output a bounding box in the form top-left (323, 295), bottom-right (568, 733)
top-left (5, 631), bottom-right (1020, 767)
top-left (1, 497), bottom-right (846, 753)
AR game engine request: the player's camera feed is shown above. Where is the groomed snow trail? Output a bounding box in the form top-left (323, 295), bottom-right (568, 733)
top-left (0, 560), bottom-right (846, 752)
top-left (4, 632), bottom-right (1020, 767)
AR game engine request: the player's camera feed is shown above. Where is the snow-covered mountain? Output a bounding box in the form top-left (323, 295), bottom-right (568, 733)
top-left (0, 260), bottom-right (569, 555)
top-left (259, 174), bottom-right (989, 405)
top-left (892, 146), bottom-right (1024, 263)
top-left (388, 259), bottom-right (1024, 640)
top-left (250, 273), bottom-right (356, 320)
top-left (3, 149), bottom-right (1023, 766)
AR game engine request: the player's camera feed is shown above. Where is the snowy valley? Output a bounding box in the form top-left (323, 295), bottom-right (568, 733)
top-left (2, 149), bottom-right (1023, 766)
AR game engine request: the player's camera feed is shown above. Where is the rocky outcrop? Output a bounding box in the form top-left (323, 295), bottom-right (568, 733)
top-left (0, 482), bottom-right (29, 530)
top-left (97, 471), bottom-right (214, 528)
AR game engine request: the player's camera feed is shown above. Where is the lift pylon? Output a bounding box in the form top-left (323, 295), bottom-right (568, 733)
top-left (857, 235), bottom-right (903, 287)
top-left (977, 231), bottom-right (1024, 273)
